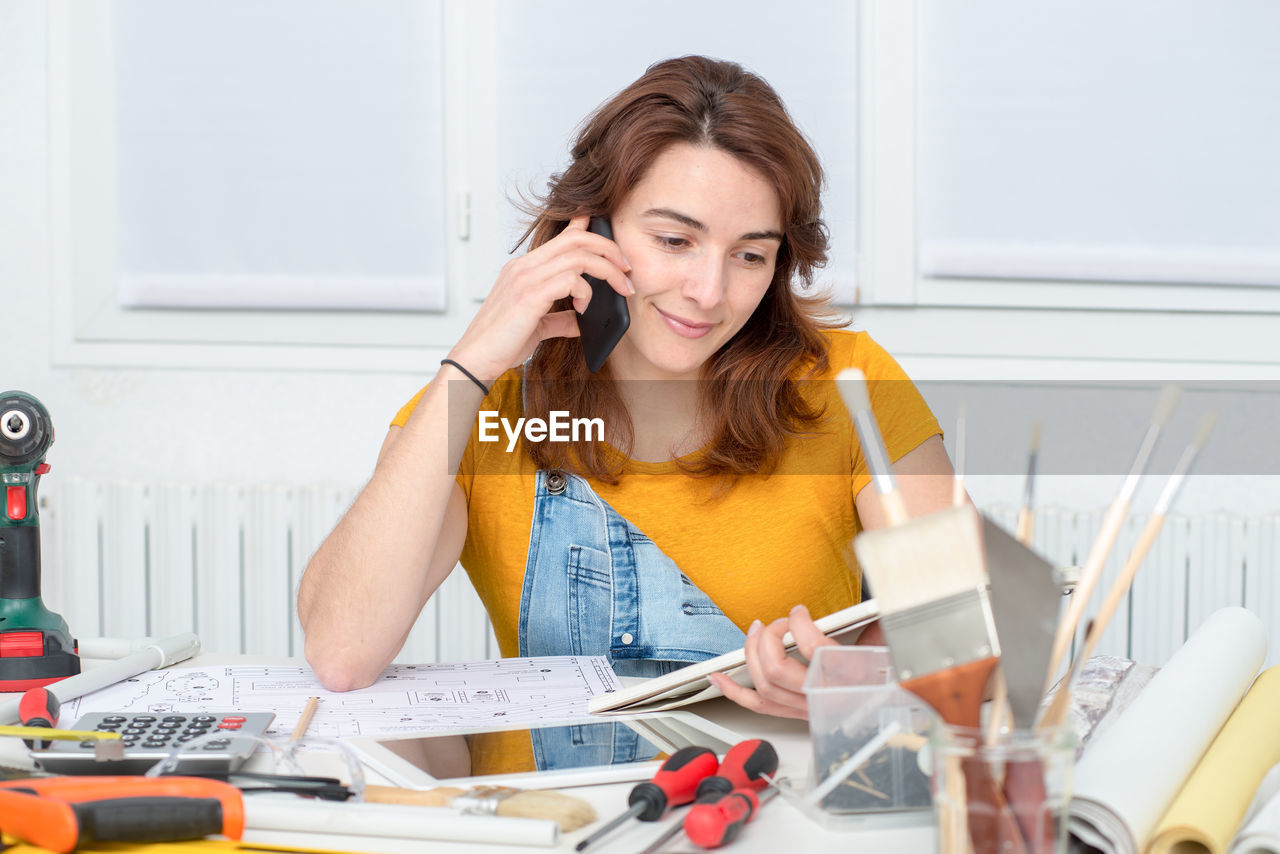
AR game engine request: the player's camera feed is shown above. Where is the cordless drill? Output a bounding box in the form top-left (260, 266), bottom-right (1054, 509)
top-left (0, 391), bottom-right (79, 690)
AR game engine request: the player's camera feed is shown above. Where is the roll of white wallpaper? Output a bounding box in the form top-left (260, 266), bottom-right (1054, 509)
top-left (1068, 607), bottom-right (1267, 854)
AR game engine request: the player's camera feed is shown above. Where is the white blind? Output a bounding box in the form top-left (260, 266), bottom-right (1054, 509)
top-left (113, 0), bottom-right (447, 311)
top-left (491, 0), bottom-right (859, 302)
top-left (918, 0), bottom-right (1280, 287)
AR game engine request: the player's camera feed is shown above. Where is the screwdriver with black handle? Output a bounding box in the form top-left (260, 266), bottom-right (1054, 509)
top-left (575, 745), bottom-right (718, 852)
top-left (637, 739), bottom-right (778, 854)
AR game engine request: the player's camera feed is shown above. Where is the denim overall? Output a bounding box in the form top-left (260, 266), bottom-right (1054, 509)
top-left (517, 467), bottom-right (746, 770)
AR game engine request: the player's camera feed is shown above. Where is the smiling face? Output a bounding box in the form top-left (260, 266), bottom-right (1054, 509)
top-left (606, 142), bottom-right (783, 381)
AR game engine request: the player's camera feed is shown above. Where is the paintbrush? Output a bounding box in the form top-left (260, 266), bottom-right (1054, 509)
top-left (839, 369), bottom-right (1023, 853)
top-left (1038, 385), bottom-right (1181, 718)
top-left (1016, 420), bottom-right (1043, 546)
top-left (1040, 411), bottom-right (1217, 731)
top-left (840, 368), bottom-right (997, 723)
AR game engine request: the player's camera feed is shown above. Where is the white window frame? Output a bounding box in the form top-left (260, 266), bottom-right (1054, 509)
top-left (48, 0), bottom-right (486, 372)
top-left (47, 0), bottom-right (1280, 377)
top-left (854, 0), bottom-right (1280, 379)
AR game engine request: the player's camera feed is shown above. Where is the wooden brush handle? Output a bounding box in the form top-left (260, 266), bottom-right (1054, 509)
top-left (902, 657), bottom-right (998, 729)
top-left (363, 785), bottom-right (467, 806)
top-left (1005, 759), bottom-right (1055, 853)
top-left (962, 756), bottom-right (1029, 854)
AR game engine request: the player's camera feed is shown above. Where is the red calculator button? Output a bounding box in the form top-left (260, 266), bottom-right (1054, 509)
top-left (217, 721), bottom-right (243, 729)
top-left (221, 716), bottom-right (247, 723)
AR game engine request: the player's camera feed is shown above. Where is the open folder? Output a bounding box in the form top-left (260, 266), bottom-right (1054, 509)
top-left (587, 600), bottom-right (880, 715)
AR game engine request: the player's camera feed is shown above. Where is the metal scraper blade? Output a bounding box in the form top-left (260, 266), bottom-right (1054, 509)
top-left (981, 515), bottom-right (1062, 729)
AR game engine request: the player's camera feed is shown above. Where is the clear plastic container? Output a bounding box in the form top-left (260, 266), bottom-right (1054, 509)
top-left (930, 723), bottom-right (1075, 854)
top-left (801, 645), bottom-right (936, 828)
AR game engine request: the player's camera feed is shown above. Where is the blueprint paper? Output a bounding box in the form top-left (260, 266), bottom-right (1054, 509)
top-left (59, 656), bottom-right (621, 739)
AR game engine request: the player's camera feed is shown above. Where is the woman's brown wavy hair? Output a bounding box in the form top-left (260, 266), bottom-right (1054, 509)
top-left (521, 55), bottom-right (845, 483)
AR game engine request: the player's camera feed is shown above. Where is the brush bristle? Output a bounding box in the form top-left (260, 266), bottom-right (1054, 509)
top-left (1194, 410), bottom-right (1219, 448)
top-left (498, 790), bottom-right (597, 832)
top-left (836, 368), bottom-right (871, 416)
top-left (853, 504), bottom-right (987, 615)
top-left (1151, 384), bottom-right (1182, 428)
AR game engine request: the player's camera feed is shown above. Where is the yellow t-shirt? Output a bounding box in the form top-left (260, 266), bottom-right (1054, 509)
top-left (392, 329), bottom-right (941, 656)
top-left (392, 329), bottom-right (938, 773)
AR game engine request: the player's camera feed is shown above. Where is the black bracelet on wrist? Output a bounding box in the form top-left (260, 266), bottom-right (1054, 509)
top-left (440, 359), bottom-right (490, 396)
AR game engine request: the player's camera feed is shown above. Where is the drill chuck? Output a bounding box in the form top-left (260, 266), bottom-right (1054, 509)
top-left (1, 393), bottom-right (53, 467)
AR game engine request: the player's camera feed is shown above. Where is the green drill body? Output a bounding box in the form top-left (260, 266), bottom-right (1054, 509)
top-left (0, 391), bottom-right (79, 690)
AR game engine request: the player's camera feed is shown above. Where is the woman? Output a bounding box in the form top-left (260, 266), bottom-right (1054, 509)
top-left (298, 57), bottom-right (956, 739)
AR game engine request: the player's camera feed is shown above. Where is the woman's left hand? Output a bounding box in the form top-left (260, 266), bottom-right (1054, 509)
top-left (709, 604), bottom-right (836, 720)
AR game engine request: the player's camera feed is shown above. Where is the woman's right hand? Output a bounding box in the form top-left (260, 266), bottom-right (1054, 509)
top-left (446, 215), bottom-right (633, 383)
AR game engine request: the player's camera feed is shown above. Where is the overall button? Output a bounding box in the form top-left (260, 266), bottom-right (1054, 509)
top-left (546, 470), bottom-right (567, 495)
top-left (620, 633), bottom-right (634, 645)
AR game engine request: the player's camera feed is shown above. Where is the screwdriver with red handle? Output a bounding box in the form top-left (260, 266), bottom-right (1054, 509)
top-left (685, 785), bottom-right (779, 849)
top-left (575, 745), bottom-right (718, 852)
top-left (637, 739), bottom-right (778, 854)
top-left (694, 739), bottom-right (777, 798)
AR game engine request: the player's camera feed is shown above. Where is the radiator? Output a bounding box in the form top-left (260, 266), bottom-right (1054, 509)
top-left (34, 479), bottom-right (1280, 668)
top-left (37, 479), bottom-right (497, 664)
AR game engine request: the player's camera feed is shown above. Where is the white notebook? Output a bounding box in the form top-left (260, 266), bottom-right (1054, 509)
top-left (587, 599), bottom-right (880, 715)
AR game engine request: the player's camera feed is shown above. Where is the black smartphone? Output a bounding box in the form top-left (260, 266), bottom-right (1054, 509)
top-left (576, 216), bottom-right (630, 373)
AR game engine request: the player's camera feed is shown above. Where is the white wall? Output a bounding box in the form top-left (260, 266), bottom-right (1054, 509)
top-left (3, 2), bottom-right (418, 492)
top-left (4, 0), bottom-right (1278, 519)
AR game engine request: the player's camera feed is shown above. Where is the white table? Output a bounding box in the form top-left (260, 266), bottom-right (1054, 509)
top-left (2, 655), bottom-right (936, 853)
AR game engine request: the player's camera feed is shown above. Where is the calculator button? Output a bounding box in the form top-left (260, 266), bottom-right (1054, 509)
top-left (192, 715), bottom-right (217, 723)
top-left (102, 715), bottom-right (128, 724)
top-left (122, 727), bottom-right (148, 735)
top-left (203, 741), bottom-right (231, 750)
top-left (220, 716), bottom-right (247, 724)
top-left (95, 723), bottom-right (121, 731)
top-left (217, 721), bottom-right (242, 730)
top-left (156, 723), bottom-right (182, 731)
top-left (79, 740), bottom-right (97, 749)
top-left (162, 715), bottom-right (187, 723)
top-left (132, 715), bottom-right (157, 723)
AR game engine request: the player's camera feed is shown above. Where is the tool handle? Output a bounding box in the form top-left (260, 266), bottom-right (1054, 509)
top-left (961, 757), bottom-right (1028, 854)
top-left (0, 787), bottom-right (80, 853)
top-left (685, 789), bottom-right (763, 849)
top-left (695, 739), bottom-right (777, 799)
top-left (73, 796), bottom-right (226, 845)
top-left (0, 774), bottom-right (245, 838)
top-left (18, 685), bottom-right (59, 727)
top-left (902, 656), bottom-right (999, 729)
top-left (629, 746), bottom-right (718, 818)
top-left (363, 784), bottom-right (467, 806)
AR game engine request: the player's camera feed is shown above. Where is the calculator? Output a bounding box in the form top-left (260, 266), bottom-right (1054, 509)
top-left (32, 711), bottom-right (275, 775)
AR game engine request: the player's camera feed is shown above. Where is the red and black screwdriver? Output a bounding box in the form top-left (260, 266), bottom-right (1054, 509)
top-left (575, 745), bottom-right (718, 852)
top-left (685, 785), bottom-right (779, 849)
top-left (637, 739), bottom-right (778, 854)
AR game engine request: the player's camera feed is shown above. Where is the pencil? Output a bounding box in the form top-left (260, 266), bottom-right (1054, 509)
top-left (291, 696), bottom-right (320, 742)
